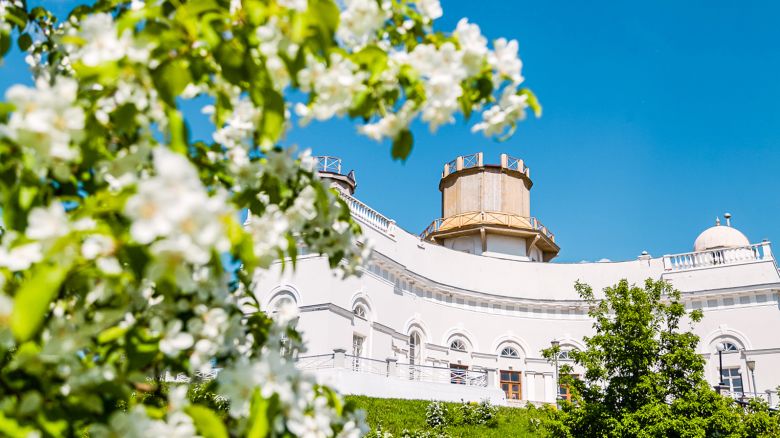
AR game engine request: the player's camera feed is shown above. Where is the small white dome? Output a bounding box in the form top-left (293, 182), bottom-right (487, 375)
top-left (694, 223), bottom-right (749, 252)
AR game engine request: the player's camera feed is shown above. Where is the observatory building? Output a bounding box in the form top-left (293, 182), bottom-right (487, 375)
top-left (255, 153), bottom-right (780, 407)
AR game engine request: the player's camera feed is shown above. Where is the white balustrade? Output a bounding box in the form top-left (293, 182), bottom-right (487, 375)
top-left (663, 242), bottom-right (773, 272)
top-left (340, 193), bottom-right (396, 237)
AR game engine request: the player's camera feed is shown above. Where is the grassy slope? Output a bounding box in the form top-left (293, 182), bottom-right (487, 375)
top-left (345, 395), bottom-right (542, 437)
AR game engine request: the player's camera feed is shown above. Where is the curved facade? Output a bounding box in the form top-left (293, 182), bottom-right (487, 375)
top-left (255, 156), bottom-right (780, 407)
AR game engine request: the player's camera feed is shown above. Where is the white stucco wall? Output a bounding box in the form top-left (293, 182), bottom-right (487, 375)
top-left (256, 197), bottom-right (780, 407)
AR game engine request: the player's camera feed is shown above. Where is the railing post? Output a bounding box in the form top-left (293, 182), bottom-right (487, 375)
top-left (477, 152), bottom-right (484, 167)
top-left (500, 153), bottom-right (507, 168)
top-left (761, 241), bottom-right (773, 260)
top-left (388, 219), bottom-right (396, 237)
top-left (456, 156), bottom-right (464, 171)
top-left (334, 348), bottom-right (346, 369)
top-left (386, 358), bottom-right (397, 378)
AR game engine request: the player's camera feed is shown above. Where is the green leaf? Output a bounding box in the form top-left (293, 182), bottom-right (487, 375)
top-left (11, 264), bottom-right (70, 342)
top-left (185, 405), bottom-right (228, 438)
top-left (97, 326), bottom-right (127, 344)
top-left (351, 45), bottom-right (388, 81)
top-left (306, 0), bottom-right (339, 49)
top-left (166, 108), bottom-right (188, 154)
top-left (246, 389), bottom-right (270, 438)
top-left (0, 31), bottom-right (11, 58)
top-left (17, 33), bottom-right (32, 52)
top-left (259, 88), bottom-right (284, 148)
top-left (519, 88), bottom-right (542, 117)
top-left (152, 59), bottom-right (193, 106)
top-left (391, 129), bottom-right (413, 162)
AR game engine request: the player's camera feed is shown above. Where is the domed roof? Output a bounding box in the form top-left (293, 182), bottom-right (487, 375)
top-left (693, 217), bottom-right (749, 252)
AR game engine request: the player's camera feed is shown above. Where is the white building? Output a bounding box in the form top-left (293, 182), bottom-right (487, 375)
top-left (256, 153), bottom-right (780, 407)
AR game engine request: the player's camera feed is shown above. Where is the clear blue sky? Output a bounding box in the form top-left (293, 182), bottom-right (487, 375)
top-left (2, 1), bottom-right (778, 262)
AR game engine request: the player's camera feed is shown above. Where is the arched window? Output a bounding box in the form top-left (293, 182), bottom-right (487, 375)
top-left (500, 346), bottom-right (520, 358)
top-left (558, 350), bottom-right (572, 360)
top-left (353, 304), bottom-right (367, 319)
top-left (450, 339), bottom-right (467, 352)
top-left (409, 332), bottom-right (422, 366)
top-left (722, 342), bottom-right (739, 352)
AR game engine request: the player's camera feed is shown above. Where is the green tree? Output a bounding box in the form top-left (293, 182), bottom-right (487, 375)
top-left (542, 279), bottom-right (780, 437)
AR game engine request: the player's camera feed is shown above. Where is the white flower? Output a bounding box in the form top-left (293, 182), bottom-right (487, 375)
top-left (417, 0), bottom-right (442, 20)
top-left (125, 148), bottom-right (229, 266)
top-left (0, 242), bottom-right (43, 271)
top-left (26, 203), bottom-right (69, 241)
top-left (358, 101), bottom-right (417, 141)
top-left (409, 42), bottom-right (464, 130)
top-left (278, 0), bottom-right (307, 11)
top-left (472, 85), bottom-right (528, 137)
top-left (159, 320), bottom-right (194, 357)
top-left (287, 186), bottom-right (318, 227)
top-left (213, 98), bottom-right (259, 150)
top-left (295, 54), bottom-right (367, 124)
top-left (274, 300), bottom-right (300, 326)
top-left (490, 38), bottom-right (524, 84)
top-left (81, 235), bottom-right (115, 260)
top-left (287, 396), bottom-right (336, 438)
top-left (247, 206), bottom-right (289, 264)
top-left (454, 18), bottom-right (488, 76)
top-left (4, 78), bottom-right (84, 169)
top-left (69, 13), bottom-right (127, 66)
top-left (337, 0), bottom-right (389, 48)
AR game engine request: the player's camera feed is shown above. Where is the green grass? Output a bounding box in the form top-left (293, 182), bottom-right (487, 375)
top-left (345, 395), bottom-right (545, 437)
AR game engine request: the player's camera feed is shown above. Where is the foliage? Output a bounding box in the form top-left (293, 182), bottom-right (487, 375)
top-left (425, 400), bottom-right (447, 429)
top-left (457, 399), bottom-right (498, 426)
top-left (0, 0), bottom-right (539, 436)
top-left (346, 395), bottom-right (540, 437)
top-left (540, 279), bottom-right (780, 437)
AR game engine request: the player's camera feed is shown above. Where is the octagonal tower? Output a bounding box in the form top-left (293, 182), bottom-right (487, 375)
top-left (421, 153), bottom-right (559, 262)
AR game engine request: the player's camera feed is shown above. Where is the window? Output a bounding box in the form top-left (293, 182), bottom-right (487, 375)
top-left (351, 334), bottom-right (364, 371)
top-left (450, 339), bottom-right (467, 352)
top-left (558, 374), bottom-right (579, 402)
top-left (501, 370), bottom-right (522, 400)
top-left (353, 304), bottom-right (367, 319)
top-left (500, 346), bottom-right (520, 358)
top-left (450, 364), bottom-right (469, 385)
top-left (558, 350), bottom-right (572, 360)
top-left (722, 342), bottom-right (739, 352)
top-left (721, 368), bottom-right (744, 394)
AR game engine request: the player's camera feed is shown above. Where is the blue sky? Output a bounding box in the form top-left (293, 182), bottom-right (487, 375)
top-left (2, 1), bottom-right (779, 262)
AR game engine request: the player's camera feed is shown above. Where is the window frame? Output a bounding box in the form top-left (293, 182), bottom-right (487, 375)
top-left (500, 370), bottom-right (522, 400)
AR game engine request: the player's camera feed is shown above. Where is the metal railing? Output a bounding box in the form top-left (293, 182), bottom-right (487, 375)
top-left (396, 363), bottom-right (487, 387)
top-left (446, 158), bottom-right (458, 175)
top-left (295, 354), bottom-right (488, 387)
top-left (724, 391), bottom-right (778, 409)
top-left (662, 242), bottom-right (773, 272)
top-left (340, 193), bottom-right (396, 237)
top-left (462, 153), bottom-right (480, 169)
top-left (346, 355), bottom-right (388, 376)
top-left (420, 210), bottom-right (555, 242)
top-left (296, 354), bottom-right (335, 371)
top-left (505, 155), bottom-right (527, 174)
top-left (316, 156), bottom-right (342, 174)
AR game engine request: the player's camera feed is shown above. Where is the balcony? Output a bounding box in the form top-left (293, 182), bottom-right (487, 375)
top-left (662, 242), bottom-right (774, 272)
top-left (421, 211), bottom-right (555, 242)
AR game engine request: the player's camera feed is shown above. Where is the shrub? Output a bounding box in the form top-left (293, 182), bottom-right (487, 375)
top-left (457, 399), bottom-right (499, 427)
top-left (425, 401), bottom-right (448, 429)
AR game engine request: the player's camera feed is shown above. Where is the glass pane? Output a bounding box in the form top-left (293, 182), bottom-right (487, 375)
top-left (502, 384), bottom-right (508, 391)
top-left (501, 372), bottom-right (510, 380)
top-left (512, 385), bottom-right (519, 391)
top-left (511, 373), bottom-right (520, 382)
